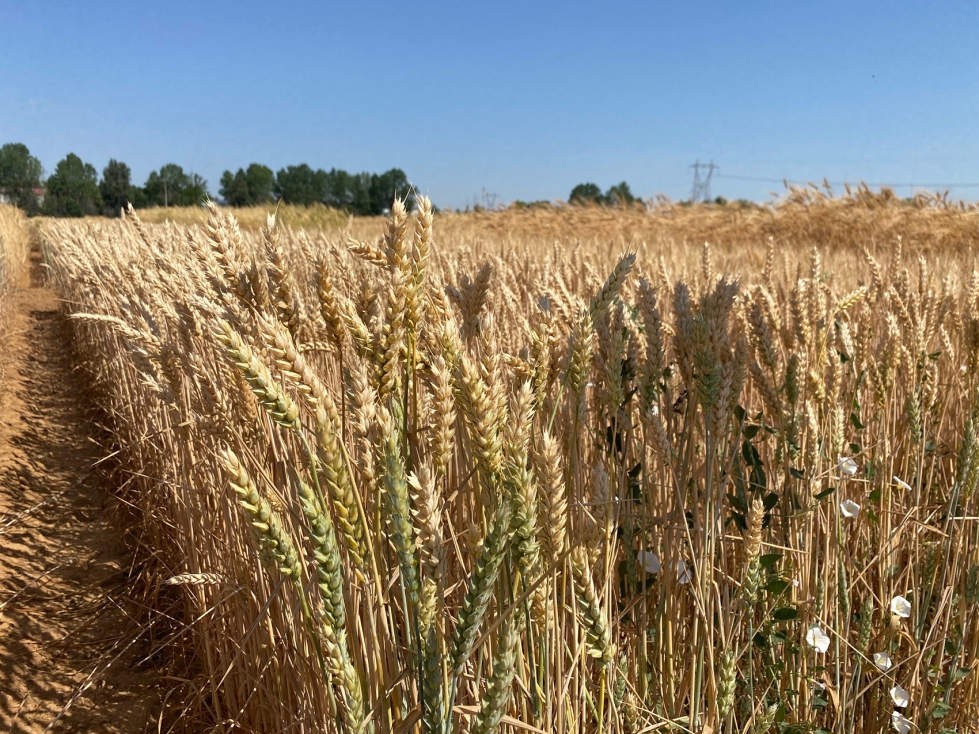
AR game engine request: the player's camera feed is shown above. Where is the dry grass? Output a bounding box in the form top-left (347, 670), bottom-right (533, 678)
top-left (121, 182), bottom-right (979, 255)
top-left (131, 201), bottom-right (354, 232)
top-left (39, 189), bottom-right (979, 733)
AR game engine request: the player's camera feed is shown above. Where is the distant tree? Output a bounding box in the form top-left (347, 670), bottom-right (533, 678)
top-left (274, 164), bottom-right (413, 214)
top-left (99, 159), bottom-right (133, 216)
top-left (569, 182), bottom-right (605, 205)
top-left (275, 164), bottom-right (326, 205)
top-left (245, 163), bottom-right (275, 204)
top-left (43, 153), bottom-right (102, 217)
top-left (128, 184), bottom-right (149, 209)
top-left (713, 195), bottom-right (728, 206)
top-left (0, 143), bottom-right (44, 213)
top-left (220, 163), bottom-right (275, 206)
top-left (143, 164), bottom-right (208, 207)
top-left (368, 168), bottom-right (413, 215)
top-left (219, 168), bottom-right (251, 206)
top-left (144, 164), bottom-right (188, 207)
top-left (182, 172), bottom-right (209, 206)
top-left (605, 181), bottom-right (636, 206)
top-left (349, 172), bottom-right (373, 215)
top-left (322, 168), bottom-right (356, 210)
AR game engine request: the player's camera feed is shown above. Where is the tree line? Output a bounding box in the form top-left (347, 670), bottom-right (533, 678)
top-left (568, 181), bottom-right (639, 206)
top-left (0, 142), bottom-right (414, 217)
top-left (219, 164), bottom-right (414, 216)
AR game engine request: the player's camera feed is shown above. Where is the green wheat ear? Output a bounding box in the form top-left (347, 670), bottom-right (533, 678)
top-left (570, 546), bottom-right (615, 666)
top-left (380, 403), bottom-right (421, 606)
top-left (218, 448), bottom-right (302, 579)
top-left (471, 617), bottom-right (519, 734)
top-left (450, 502), bottom-right (512, 679)
top-left (213, 319), bottom-right (301, 430)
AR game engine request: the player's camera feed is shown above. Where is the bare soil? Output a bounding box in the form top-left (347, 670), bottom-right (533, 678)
top-left (0, 241), bottom-right (158, 732)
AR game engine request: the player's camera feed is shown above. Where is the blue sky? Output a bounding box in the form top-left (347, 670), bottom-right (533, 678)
top-left (2, 1), bottom-right (977, 208)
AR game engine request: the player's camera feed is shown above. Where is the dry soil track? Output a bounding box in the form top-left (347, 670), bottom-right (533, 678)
top-left (0, 241), bottom-right (157, 732)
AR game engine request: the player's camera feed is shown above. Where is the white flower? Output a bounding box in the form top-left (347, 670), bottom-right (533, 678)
top-left (838, 456), bottom-right (858, 477)
top-left (873, 651), bottom-right (893, 671)
top-left (637, 550), bottom-right (661, 574)
top-left (647, 404), bottom-right (660, 417)
top-left (890, 595), bottom-right (912, 618)
top-left (840, 499), bottom-right (861, 518)
top-left (891, 711), bottom-right (911, 734)
top-left (890, 684), bottom-right (910, 708)
top-left (676, 560), bottom-right (692, 584)
top-left (961, 364), bottom-right (969, 375)
top-left (893, 476), bottom-right (912, 492)
top-left (806, 625), bottom-right (831, 653)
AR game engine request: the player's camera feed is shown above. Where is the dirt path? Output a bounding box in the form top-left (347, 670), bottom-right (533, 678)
top-left (0, 241), bottom-right (158, 732)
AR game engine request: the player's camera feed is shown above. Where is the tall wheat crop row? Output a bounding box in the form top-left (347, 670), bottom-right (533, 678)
top-left (42, 198), bottom-right (979, 733)
top-left (0, 204), bottom-right (31, 394)
top-left (0, 204), bottom-right (30, 301)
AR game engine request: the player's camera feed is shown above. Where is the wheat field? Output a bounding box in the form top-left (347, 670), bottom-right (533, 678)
top-left (36, 189), bottom-right (979, 733)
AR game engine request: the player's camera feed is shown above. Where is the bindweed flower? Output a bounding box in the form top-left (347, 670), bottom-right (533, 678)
top-left (839, 456), bottom-right (858, 477)
top-left (637, 550), bottom-right (661, 574)
top-left (676, 560), bottom-right (692, 584)
top-left (891, 711), bottom-right (911, 734)
top-left (840, 499), bottom-right (861, 518)
top-left (893, 476), bottom-right (912, 492)
top-left (806, 625), bottom-right (831, 653)
top-left (890, 595), bottom-right (912, 618)
top-left (873, 652), bottom-right (893, 671)
top-left (890, 684), bottom-right (909, 708)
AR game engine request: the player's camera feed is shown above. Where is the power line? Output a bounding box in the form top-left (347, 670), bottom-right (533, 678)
top-left (715, 173), bottom-right (979, 188)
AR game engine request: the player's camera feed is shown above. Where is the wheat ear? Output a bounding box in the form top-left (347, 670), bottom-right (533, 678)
top-left (213, 320), bottom-right (301, 431)
top-left (218, 448), bottom-right (302, 579)
top-left (450, 503), bottom-right (511, 679)
top-left (471, 617), bottom-right (519, 734)
top-left (570, 546), bottom-right (615, 665)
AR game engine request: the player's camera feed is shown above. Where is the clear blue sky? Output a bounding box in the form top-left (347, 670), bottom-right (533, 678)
top-left (2, 1), bottom-right (977, 208)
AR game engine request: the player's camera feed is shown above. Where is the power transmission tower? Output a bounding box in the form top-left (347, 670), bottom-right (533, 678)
top-left (689, 160), bottom-right (718, 203)
top-left (481, 187), bottom-right (497, 209)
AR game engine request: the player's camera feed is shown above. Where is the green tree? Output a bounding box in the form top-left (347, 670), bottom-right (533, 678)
top-left (367, 168), bottom-right (413, 215)
top-left (144, 164), bottom-right (188, 207)
top-left (0, 143), bottom-right (44, 213)
top-left (220, 168), bottom-right (251, 206)
top-left (245, 163), bottom-right (275, 204)
top-left (143, 164), bottom-right (208, 207)
top-left (220, 164), bottom-right (275, 206)
top-left (99, 159), bottom-right (133, 216)
top-left (323, 168), bottom-right (356, 210)
top-left (43, 153), bottom-right (102, 217)
top-left (605, 181), bottom-right (636, 206)
top-left (569, 182), bottom-right (605, 205)
top-left (349, 172), bottom-right (373, 215)
top-left (275, 164), bottom-right (326, 205)
top-left (182, 172), bottom-right (209, 206)
top-left (128, 184), bottom-right (149, 209)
